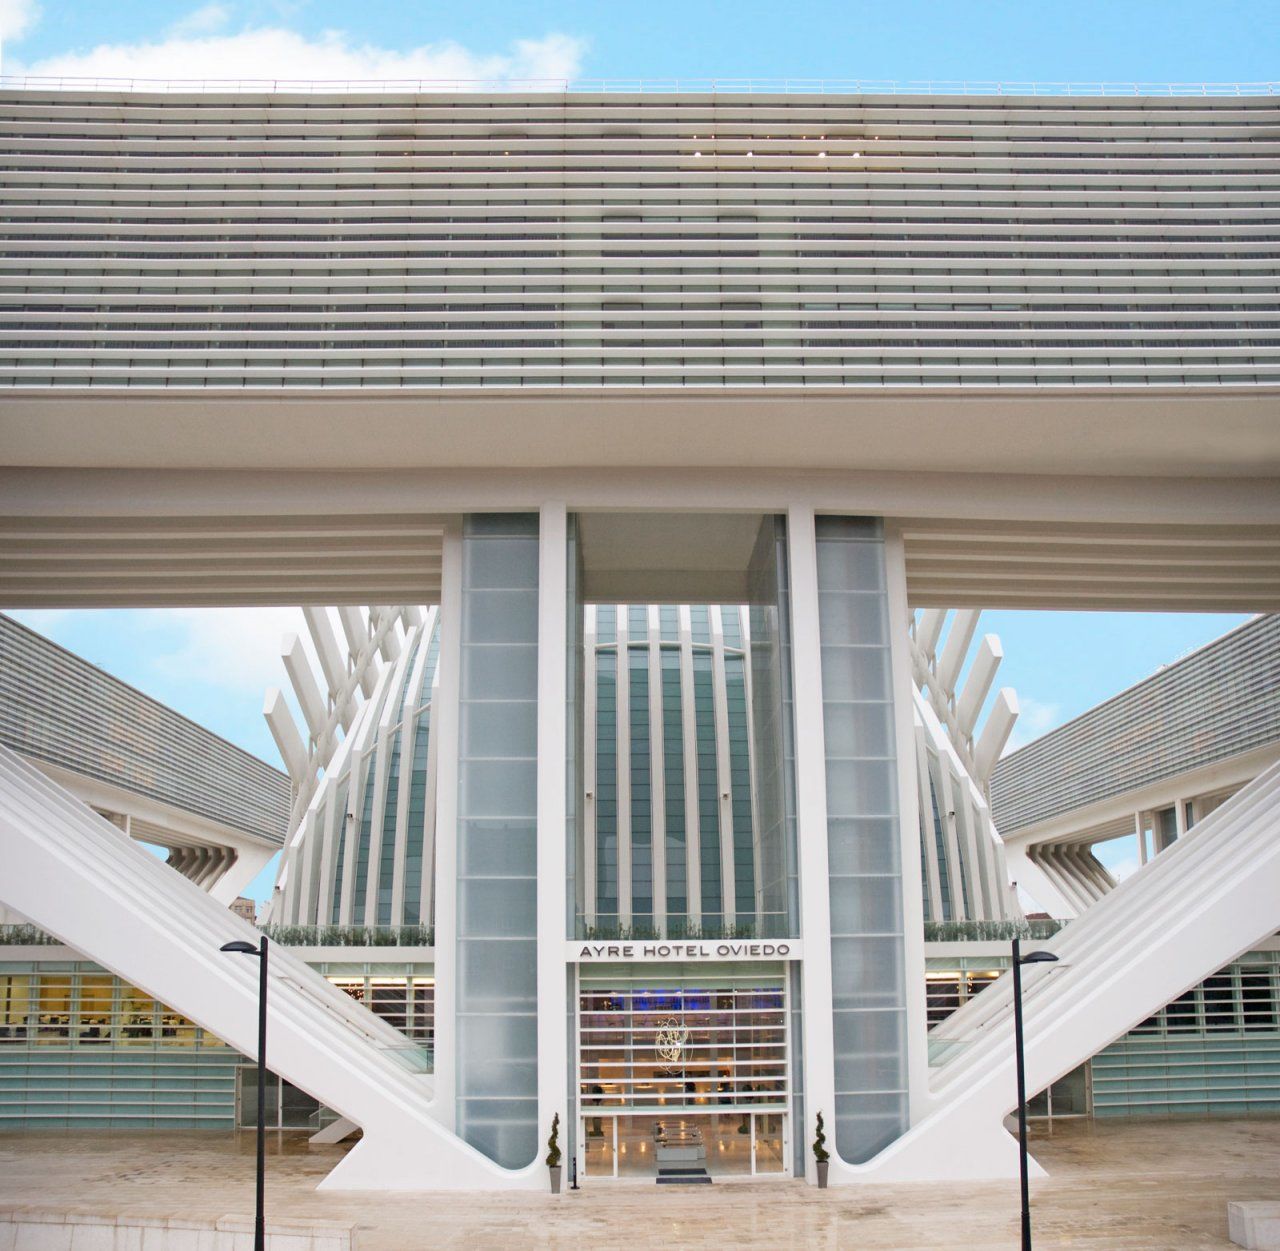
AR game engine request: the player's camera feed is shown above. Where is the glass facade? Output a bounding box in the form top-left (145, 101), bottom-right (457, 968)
top-left (454, 514), bottom-right (540, 1170)
top-left (579, 589), bottom-right (796, 942)
top-left (815, 517), bottom-right (909, 1165)
top-left (0, 962), bottom-right (434, 1130)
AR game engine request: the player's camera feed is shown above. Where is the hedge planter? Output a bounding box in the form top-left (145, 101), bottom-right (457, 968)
top-left (816, 1160), bottom-right (829, 1189)
top-left (549, 1165), bottom-right (563, 1194)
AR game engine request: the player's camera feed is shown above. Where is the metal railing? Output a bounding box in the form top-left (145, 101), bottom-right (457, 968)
top-left (0, 75), bottom-right (1276, 97)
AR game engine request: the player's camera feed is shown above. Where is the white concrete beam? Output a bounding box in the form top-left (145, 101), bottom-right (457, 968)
top-left (974, 688), bottom-right (1019, 784)
top-left (955, 634), bottom-right (1003, 740)
top-left (264, 688), bottom-right (309, 784)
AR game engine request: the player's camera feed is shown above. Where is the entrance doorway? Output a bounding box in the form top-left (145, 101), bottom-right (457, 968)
top-left (583, 1111), bottom-right (787, 1180)
top-left (577, 965), bottom-right (792, 1181)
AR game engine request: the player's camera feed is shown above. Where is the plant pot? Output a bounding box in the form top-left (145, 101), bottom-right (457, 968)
top-left (549, 1165), bottom-right (562, 1194)
top-left (815, 1160), bottom-right (829, 1189)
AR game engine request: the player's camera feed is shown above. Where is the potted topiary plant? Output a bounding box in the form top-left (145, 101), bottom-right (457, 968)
top-left (546, 1112), bottom-right (563, 1193)
top-left (813, 1110), bottom-right (830, 1188)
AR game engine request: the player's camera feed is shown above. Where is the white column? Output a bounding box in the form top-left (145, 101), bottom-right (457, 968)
top-left (710, 605), bottom-right (737, 919)
top-left (678, 604), bottom-right (702, 926)
top-left (536, 502), bottom-right (570, 1144)
top-left (884, 526), bottom-right (931, 1126)
top-left (647, 606), bottom-right (668, 929)
top-left (616, 609), bottom-right (633, 927)
top-left (582, 607), bottom-right (599, 924)
top-left (430, 518), bottom-right (464, 1129)
top-left (785, 505), bottom-right (835, 1183)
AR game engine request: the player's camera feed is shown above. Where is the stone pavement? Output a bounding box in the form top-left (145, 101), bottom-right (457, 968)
top-left (2, 1117), bottom-right (1278, 1250)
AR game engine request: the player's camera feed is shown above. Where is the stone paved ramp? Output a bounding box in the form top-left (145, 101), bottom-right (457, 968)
top-left (2, 1118), bottom-right (1279, 1249)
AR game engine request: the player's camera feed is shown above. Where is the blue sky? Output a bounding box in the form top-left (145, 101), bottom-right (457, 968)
top-left (2, 1), bottom-right (1276, 86)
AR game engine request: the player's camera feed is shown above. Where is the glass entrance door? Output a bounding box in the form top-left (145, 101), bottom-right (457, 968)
top-left (580, 1112), bottom-right (788, 1179)
top-left (752, 1112), bottom-right (785, 1173)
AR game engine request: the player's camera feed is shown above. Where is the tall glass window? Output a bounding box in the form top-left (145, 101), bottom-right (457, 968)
top-left (595, 652), bottom-right (619, 924)
top-left (661, 649), bottom-right (688, 924)
top-left (455, 513), bottom-right (539, 1169)
top-left (815, 516), bottom-right (908, 1165)
top-left (694, 652), bottom-right (722, 926)
top-left (724, 653), bottom-right (756, 925)
top-left (629, 647), bottom-right (653, 927)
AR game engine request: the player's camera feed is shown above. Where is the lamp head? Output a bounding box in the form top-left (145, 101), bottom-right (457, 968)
top-left (1019, 950), bottom-right (1059, 966)
top-left (220, 940), bottom-right (260, 955)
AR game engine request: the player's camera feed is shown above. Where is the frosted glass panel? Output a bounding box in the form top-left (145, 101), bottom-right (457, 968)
top-left (823, 701), bottom-right (895, 759)
top-left (460, 883), bottom-right (538, 940)
top-left (459, 760), bottom-right (539, 818)
top-left (816, 591), bottom-right (889, 644)
top-left (816, 540), bottom-right (886, 590)
top-left (830, 935), bottom-right (904, 1006)
top-left (461, 703), bottom-right (539, 759)
top-left (457, 938), bottom-right (538, 1005)
top-left (455, 514), bottom-right (540, 1169)
top-left (462, 589), bottom-right (539, 643)
top-left (815, 517), bottom-right (908, 1165)
top-left (456, 1101), bottom-right (539, 1169)
top-left (459, 819), bottom-right (537, 878)
top-left (460, 643), bottom-right (537, 701)
top-left (820, 646), bottom-right (892, 702)
top-left (827, 819), bottom-right (899, 876)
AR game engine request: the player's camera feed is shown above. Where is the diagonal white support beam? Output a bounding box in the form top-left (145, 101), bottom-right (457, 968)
top-left (955, 634), bottom-right (1003, 740)
top-left (914, 608), bottom-right (947, 660)
top-left (935, 609), bottom-right (981, 696)
top-left (264, 688), bottom-right (309, 784)
top-left (974, 688), bottom-right (1019, 785)
top-left (282, 633), bottom-right (328, 745)
top-left (303, 606), bottom-right (350, 722)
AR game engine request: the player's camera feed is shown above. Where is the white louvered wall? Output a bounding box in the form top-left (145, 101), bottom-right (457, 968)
top-left (1, 90), bottom-right (1277, 388)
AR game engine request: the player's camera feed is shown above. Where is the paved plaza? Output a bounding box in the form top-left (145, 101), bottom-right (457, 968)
top-left (1, 1117), bottom-right (1278, 1249)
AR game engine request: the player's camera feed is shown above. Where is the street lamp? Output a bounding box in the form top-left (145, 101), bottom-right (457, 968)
top-left (221, 935), bottom-right (268, 1251)
top-left (1012, 936), bottom-right (1058, 1251)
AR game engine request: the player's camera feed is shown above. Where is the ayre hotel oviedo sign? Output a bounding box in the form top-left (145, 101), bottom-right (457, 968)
top-left (569, 940), bottom-right (802, 964)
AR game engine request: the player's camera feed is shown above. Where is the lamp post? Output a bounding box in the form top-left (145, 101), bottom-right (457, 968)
top-left (1012, 937), bottom-right (1058, 1251)
top-left (221, 935), bottom-right (268, 1251)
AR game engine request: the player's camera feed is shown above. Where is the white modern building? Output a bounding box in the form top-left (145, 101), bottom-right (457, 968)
top-left (0, 84), bottom-right (1278, 1192)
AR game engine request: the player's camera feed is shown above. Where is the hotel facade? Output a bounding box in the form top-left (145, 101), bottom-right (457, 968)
top-left (0, 85), bottom-right (1278, 1191)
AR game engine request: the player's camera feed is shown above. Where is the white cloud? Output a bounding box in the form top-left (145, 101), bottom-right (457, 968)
top-left (168, 4), bottom-right (231, 38)
top-left (0, 0), bottom-right (39, 43)
top-left (149, 606), bottom-right (311, 696)
top-left (1001, 695), bottom-right (1061, 754)
top-left (11, 25), bottom-right (587, 86)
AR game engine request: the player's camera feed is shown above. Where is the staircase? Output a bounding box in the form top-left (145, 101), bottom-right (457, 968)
top-left (0, 743), bottom-right (536, 1191)
top-left (845, 760), bottom-right (1280, 1183)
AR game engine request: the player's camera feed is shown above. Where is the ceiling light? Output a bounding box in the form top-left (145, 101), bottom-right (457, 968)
top-left (818, 151), bottom-right (827, 157)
